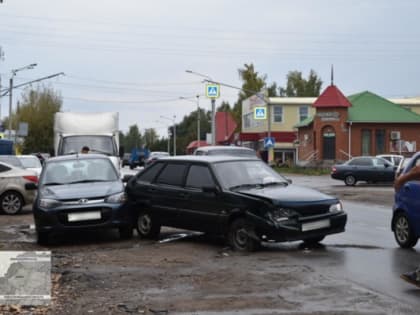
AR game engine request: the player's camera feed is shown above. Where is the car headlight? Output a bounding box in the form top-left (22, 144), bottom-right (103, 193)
top-left (105, 192), bottom-right (127, 204)
top-left (39, 198), bottom-right (60, 209)
top-left (269, 208), bottom-right (299, 222)
top-left (329, 202), bottom-right (343, 213)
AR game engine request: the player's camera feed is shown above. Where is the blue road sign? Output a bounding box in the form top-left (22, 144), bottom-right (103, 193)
top-left (206, 84), bottom-right (220, 98)
top-left (264, 137), bottom-right (275, 148)
top-left (254, 106), bottom-right (266, 120)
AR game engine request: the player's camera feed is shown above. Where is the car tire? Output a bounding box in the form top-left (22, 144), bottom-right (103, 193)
top-left (0, 191), bottom-right (24, 215)
top-left (393, 212), bottom-right (418, 248)
top-left (136, 211), bottom-right (161, 239)
top-left (129, 164), bottom-right (134, 170)
top-left (344, 175), bottom-right (357, 186)
top-left (303, 236), bottom-right (325, 245)
top-left (228, 218), bottom-right (260, 251)
top-left (37, 231), bottom-right (49, 246)
top-left (119, 226), bottom-right (133, 240)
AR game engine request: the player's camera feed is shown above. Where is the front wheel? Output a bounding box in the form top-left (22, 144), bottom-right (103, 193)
top-left (344, 175), bottom-right (357, 186)
top-left (393, 212), bottom-right (418, 248)
top-left (228, 218), bottom-right (260, 251)
top-left (0, 191), bottom-right (24, 215)
top-left (136, 211), bottom-right (161, 239)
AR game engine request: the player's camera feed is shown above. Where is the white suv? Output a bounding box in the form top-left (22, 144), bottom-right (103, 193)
top-left (376, 154), bottom-right (404, 167)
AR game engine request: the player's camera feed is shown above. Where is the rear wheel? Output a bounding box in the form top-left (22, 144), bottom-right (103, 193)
top-left (0, 191), bottom-right (23, 215)
top-left (228, 218), bottom-right (260, 251)
top-left (344, 175), bottom-right (356, 186)
top-left (393, 212), bottom-right (418, 248)
top-left (136, 211), bottom-right (161, 239)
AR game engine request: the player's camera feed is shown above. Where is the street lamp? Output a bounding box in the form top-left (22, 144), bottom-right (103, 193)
top-left (179, 95), bottom-right (201, 147)
top-left (185, 70), bottom-right (216, 145)
top-left (8, 63), bottom-right (37, 139)
top-left (160, 115), bottom-right (176, 156)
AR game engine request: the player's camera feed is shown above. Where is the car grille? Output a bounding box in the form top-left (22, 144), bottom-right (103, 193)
top-left (293, 204), bottom-right (330, 217)
top-left (57, 207), bottom-right (112, 226)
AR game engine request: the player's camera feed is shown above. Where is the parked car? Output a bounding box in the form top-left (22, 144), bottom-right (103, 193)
top-left (121, 153), bottom-right (131, 167)
top-left (0, 161), bottom-right (38, 214)
top-left (376, 154), bottom-right (404, 167)
top-left (193, 145), bottom-right (258, 157)
top-left (331, 156), bottom-right (396, 186)
top-left (392, 152), bottom-right (420, 248)
top-left (125, 156), bottom-right (347, 251)
top-left (31, 154), bottom-right (134, 245)
top-left (395, 157), bottom-right (411, 179)
top-left (17, 155), bottom-right (43, 177)
top-left (0, 155), bottom-right (24, 168)
top-left (145, 151), bottom-right (170, 166)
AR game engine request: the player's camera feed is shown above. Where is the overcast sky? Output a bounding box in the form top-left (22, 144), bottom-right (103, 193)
top-left (1, 0), bottom-right (420, 136)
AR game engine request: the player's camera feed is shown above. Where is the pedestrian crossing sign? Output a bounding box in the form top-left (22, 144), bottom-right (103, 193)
top-left (264, 137), bottom-right (275, 148)
top-left (206, 84), bottom-right (220, 98)
top-left (254, 106), bottom-right (267, 120)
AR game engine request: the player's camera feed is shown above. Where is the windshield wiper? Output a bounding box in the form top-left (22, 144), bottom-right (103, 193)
top-left (230, 184), bottom-right (262, 191)
top-left (67, 179), bottom-right (109, 184)
top-left (43, 182), bottom-right (66, 186)
top-left (261, 181), bottom-right (289, 187)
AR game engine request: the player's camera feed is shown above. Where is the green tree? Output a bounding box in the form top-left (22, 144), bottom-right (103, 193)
top-left (279, 69), bottom-right (323, 97)
top-left (217, 101), bottom-right (231, 112)
top-left (142, 128), bottom-right (159, 147)
top-left (123, 124), bottom-right (142, 151)
top-left (14, 86), bottom-right (62, 153)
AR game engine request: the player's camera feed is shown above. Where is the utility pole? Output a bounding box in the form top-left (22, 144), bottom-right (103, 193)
top-left (196, 95), bottom-right (200, 146)
top-left (0, 47), bottom-right (4, 121)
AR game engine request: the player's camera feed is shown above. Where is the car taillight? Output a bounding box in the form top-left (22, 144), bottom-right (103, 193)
top-left (23, 175), bottom-right (38, 183)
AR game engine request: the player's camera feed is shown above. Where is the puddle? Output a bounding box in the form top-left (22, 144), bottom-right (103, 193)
top-left (0, 224), bottom-right (36, 243)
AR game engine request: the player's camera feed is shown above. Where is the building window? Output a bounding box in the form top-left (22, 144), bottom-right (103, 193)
top-left (273, 105), bottom-right (283, 123)
top-left (299, 106), bottom-right (309, 122)
top-left (243, 113), bottom-right (252, 128)
top-left (361, 129), bottom-right (372, 156)
top-left (375, 129), bottom-right (385, 155)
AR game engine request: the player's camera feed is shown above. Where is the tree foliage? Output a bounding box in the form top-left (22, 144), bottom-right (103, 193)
top-left (279, 70), bottom-right (323, 97)
top-left (15, 86), bottom-right (62, 154)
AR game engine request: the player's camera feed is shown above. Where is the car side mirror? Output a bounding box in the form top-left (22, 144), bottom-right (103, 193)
top-left (122, 174), bottom-right (133, 183)
top-left (202, 186), bottom-right (219, 194)
top-left (25, 182), bottom-right (38, 190)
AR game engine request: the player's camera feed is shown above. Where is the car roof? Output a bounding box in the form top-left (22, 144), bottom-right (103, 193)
top-left (156, 155), bottom-right (260, 163)
top-left (195, 146), bottom-right (254, 152)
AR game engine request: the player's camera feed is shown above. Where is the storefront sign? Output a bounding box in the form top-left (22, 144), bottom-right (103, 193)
top-left (317, 112), bottom-right (339, 121)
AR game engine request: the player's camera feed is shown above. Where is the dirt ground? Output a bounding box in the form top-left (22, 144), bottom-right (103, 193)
top-left (0, 177), bottom-right (411, 315)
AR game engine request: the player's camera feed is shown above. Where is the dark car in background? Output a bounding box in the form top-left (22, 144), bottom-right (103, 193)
top-left (32, 154), bottom-right (134, 245)
top-left (392, 152), bottom-right (420, 248)
top-left (121, 153), bottom-right (131, 167)
top-left (126, 156), bottom-right (347, 251)
top-left (331, 156), bottom-right (396, 186)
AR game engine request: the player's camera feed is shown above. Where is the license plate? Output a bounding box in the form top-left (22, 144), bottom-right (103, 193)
top-left (68, 211), bottom-right (101, 222)
top-left (301, 219), bottom-right (330, 232)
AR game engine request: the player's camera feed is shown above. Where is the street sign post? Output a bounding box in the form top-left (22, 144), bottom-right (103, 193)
top-left (264, 137), bottom-right (275, 149)
top-left (206, 84), bottom-right (220, 99)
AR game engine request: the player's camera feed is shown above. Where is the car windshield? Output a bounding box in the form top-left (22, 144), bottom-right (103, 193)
top-left (213, 160), bottom-right (288, 190)
top-left (19, 156), bottom-right (42, 168)
top-left (60, 135), bottom-right (117, 156)
top-left (42, 158), bottom-right (118, 185)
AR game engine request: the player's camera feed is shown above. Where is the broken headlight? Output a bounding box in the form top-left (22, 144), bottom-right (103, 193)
top-left (268, 208), bottom-right (299, 222)
top-left (329, 202), bottom-right (343, 213)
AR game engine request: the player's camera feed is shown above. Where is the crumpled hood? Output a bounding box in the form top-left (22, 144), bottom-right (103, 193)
top-left (40, 181), bottom-right (123, 200)
top-left (235, 184), bottom-right (337, 206)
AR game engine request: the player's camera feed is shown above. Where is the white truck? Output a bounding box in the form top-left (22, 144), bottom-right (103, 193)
top-left (53, 112), bottom-right (120, 169)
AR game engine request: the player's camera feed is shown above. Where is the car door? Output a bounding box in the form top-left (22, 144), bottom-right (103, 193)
top-left (347, 157), bottom-right (372, 181)
top-left (175, 163), bottom-right (225, 234)
top-left (373, 157), bottom-right (395, 182)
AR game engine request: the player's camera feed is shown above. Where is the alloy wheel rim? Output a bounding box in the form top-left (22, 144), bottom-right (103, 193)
top-left (396, 217), bottom-right (409, 243)
top-left (2, 194), bottom-right (21, 214)
top-left (235, 228), bottom-right (248, 247)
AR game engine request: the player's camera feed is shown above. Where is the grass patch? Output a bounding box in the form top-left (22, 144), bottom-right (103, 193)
top-left (273, 166), bottom-right (331, 176)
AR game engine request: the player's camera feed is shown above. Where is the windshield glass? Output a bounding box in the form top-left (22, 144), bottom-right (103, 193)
top-left (60, 135), bottom-right (116, 155)
top-left (42, 158), bottom-right (118, 185)
top-left (213, 160), bottom-right (288, 189)
top-left (19, 156), bottom-right (42, 168)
